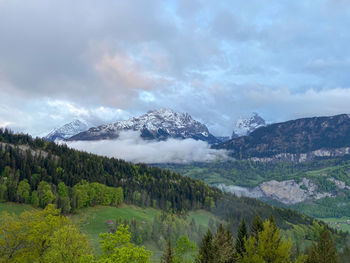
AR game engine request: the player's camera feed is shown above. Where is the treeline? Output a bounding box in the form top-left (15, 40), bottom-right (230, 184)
top-left (1, 205), bottom-right (349, 263)
top-left (0, 128), bottom-right (220, 212)
top-left (161, 215), bottom-right (350, 263)
top-left (0, 167), bottom-right (123, 213)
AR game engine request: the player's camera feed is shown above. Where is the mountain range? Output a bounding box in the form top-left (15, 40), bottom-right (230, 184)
top-left (214, 113), bottom-right (350, 162)
top-left (44, 109), bottom-right (265, 144)
top-left (68, 109), bottom-right (222, 144)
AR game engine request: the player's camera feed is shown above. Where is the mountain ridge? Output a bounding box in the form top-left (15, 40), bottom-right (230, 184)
top-left (45, 119), bottom-right (91, 141)
top-left (69, 108), bottom-right (220, 144)
top-left (214, 113), bottom-right (350, 161)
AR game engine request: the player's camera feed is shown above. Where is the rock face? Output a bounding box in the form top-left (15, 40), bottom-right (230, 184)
top-left (45, 120), bottom-right (91, 141)
top-left (69, 109), bottom-right (220, 144)
top-left (258, 178), bottom-right (334, 204)
top-left (214, 114), bottom-right (350, 161)
top-left (218, 177), bottom-right (341, 205)
top-left (231, 112), bottom-right (265, 138)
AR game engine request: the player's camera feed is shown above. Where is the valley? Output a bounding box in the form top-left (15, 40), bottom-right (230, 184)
top-left (160, 158), bottom-right (350, 219)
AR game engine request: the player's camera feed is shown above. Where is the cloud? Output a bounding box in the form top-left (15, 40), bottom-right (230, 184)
top-left (1, 0), bottom-right (350, 137)
top-left (66, 131), bottom-right (229, 164)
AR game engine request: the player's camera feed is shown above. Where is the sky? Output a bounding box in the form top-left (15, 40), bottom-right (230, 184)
top-left (1, 0), bottom-right (350, 136)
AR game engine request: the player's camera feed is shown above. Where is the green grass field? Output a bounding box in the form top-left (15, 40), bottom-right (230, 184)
top-left (0, 202), bottom-right (35, 215)
top-left (70, 204), bottom-right (159, 251)
top-left (0, 203), bottom-right (220, 262)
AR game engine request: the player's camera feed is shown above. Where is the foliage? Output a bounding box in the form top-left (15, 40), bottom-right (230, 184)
top-left (98, 224), bottom-right (152, 263)
top-left (212, 224), bottom-right (236, 263)
top-left (161, 240), bottom-right (174, 263)
top-left (307, 226), bottom-right (339, 263)
top-left (174, 235), bottom-right (197, 263)
top-left (0, 204), bottom-right (93, 263)
top-left (0, 129), bottom-right (221, 213)
top-left (196, 229), bottom-right (214, 263)
top-left (239, 219), bottom-right (293, 263)
top-left (235, 218), bottom-right (248, 257)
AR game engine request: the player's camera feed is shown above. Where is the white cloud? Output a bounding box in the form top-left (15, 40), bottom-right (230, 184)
top-left (66, 131), bottom-right (229, 164)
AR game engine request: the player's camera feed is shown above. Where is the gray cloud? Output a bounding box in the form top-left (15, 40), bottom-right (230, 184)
top-left (1, 1), bottom-right (350, 136)
top-left (66, 131), bottom-right (229, 163)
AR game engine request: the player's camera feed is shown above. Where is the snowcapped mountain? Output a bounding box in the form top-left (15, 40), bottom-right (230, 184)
top-left (44, 119), bottom-right (91, 141)
top-left (231, 112), bottom-right (265, 138)
top-left (69, 109), bottom-right (220, 144)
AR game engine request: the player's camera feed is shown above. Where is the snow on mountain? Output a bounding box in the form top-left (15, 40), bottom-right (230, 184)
top-left (69, 109), bottom-right (220, 144)
top-left (231, 112), bottom-right (265, 138)
top-left (44, 119), bottom-right (91, 141)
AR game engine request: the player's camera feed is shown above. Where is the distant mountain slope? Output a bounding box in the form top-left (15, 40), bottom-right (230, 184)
top-left (214, 114), bottom-right (350, 161)
top-left (45, 119), bottom-right (91, 141)
top-left (69, 109), bottom-right (220, 144)
top-left (231, 112), bottom-right (266, 138)
top-left (0, 128), bottom-right (324, 232)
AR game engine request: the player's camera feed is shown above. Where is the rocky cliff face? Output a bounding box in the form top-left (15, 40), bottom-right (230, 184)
top-left (214, 114), bottom-right (350, 162)
top-left (69, 109), bottom-right (220, 144)
top-left (218, 176), bottom-right (350, 205)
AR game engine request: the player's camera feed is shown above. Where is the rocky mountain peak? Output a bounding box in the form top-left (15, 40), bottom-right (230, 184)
top-left (45, 119), bottom-right (91, 141)
top-left (232, 112), bottom-right (266, 138)
top-left (69, 109), bottom-right (220, 144)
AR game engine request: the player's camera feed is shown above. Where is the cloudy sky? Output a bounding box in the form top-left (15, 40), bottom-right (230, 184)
top-left (1, 0), bottom-right (350, 136)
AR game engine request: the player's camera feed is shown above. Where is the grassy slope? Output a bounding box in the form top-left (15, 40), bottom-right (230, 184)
top-left (0, 203), bottom-right (221, 262)
top-left (0, 202), bottom-right (35, 215)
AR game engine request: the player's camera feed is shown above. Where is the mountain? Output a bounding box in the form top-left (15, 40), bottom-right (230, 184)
top-left (216, 136), bottom-right (231, 143)
top-left (69, 109), bottom-right (220, 144)
top-left (45, 119), bottom-right (91, 141)
top-left (214, 113), bottom-right (350, 162)
top-left (0, 129), bottom-right (332, 237)
top-left (231, 112), bottom-right (266, 138)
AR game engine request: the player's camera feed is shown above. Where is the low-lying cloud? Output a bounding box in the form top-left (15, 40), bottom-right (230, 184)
top-left (65, 131), bottom-right (229, 164)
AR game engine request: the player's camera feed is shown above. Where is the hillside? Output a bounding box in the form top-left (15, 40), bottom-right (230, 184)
top-left (159, 158), bottom-right (350, 218)
top-left (0, 130), bottom-right (349, 260)
top-left (214, 114), bottom-right (350, 162)
top-left (0, 129), bottom-right (325, 231)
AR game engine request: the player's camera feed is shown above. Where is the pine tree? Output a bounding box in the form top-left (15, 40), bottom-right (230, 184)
top-left (197, 229), bottom-right (214, 263)
top-left (212, 224), bottom-right (235, 263)
top-left (250, 214), bottom-right (264, 240)
top-left (241, 220), bottom-right (292, 263)
top-left (235, 218), bottom-right (248, 257)
top-left (161, 239), bottom-right (175, 263)
top-left (307, 226), bottom-right (339, 263)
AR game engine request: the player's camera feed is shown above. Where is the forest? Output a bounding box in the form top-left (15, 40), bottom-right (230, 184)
top-left (1, 205), bottom-right (349, 262)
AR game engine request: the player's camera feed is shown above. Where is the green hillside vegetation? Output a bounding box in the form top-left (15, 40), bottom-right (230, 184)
top-left (2, 204), bottom-right (349, 263)
top-left (0, 129), bottom-right (349, 260)
top-left (160, 159), bottom-right (350, 218)
top-left (0, 128), bottom-right (324, 233)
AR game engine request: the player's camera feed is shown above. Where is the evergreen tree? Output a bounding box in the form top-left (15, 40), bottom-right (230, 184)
top-left (235, 218), bottom-right (248, 257)
top-left (250, 214), bottom-right (264, 240)
top-left (241, 220), bottom-right (292, 263)
top-left (212, 224), bottom-right (235, 263)
top-left (161, 240), bottom-right (174, 263)
top-left (307, 226), bottom-right (339, 263)
top-left (197, 229), bottom-right (214, 263)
